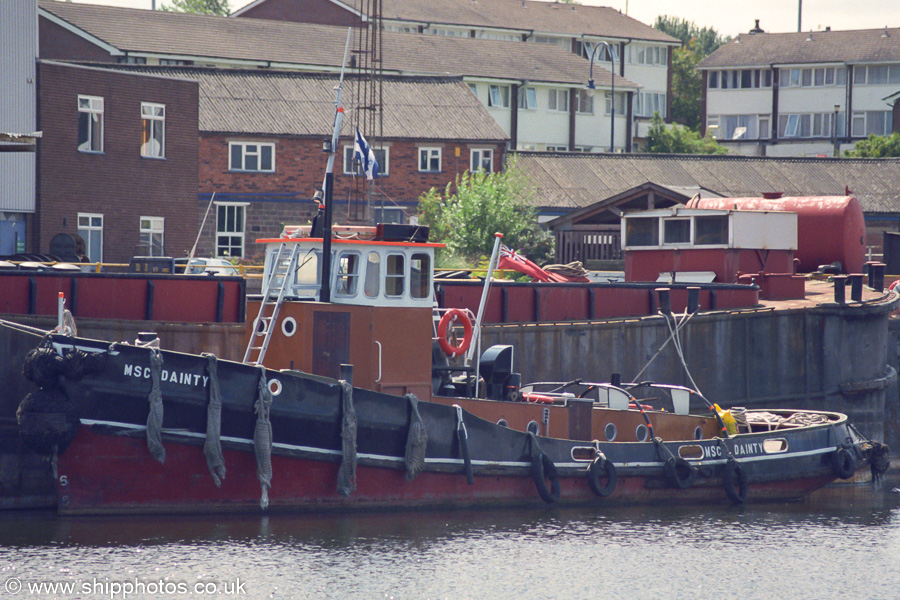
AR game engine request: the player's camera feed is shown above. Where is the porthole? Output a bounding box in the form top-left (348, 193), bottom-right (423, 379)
top-left (268, 378), bottom-right (282, 396)
top-left (526, 420), bottom-right (540, 435)
top-left (254, 318), bottom-right (268, 335)
top-left (281, 317), bottom-right (297, 337)
top-left (604, 422), bottom-right (617, 442)
top-left (693, 426), bottom-right (704, 440)
top-left (635, 424), bottom-right (649, 442)
top-left (497, 419), bottom-right (509, 428)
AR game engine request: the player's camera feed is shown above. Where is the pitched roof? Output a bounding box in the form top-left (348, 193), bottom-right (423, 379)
top-left (39, 0), bottom-right (637, 88)
top-left (113, 67), bottom-right (508, 140)
top-left (698, 27), bottom-right (900, 69)
top-left (375, 0), bottom-right (678, 44)
top-left (513, 152), bottom-right (900, 214)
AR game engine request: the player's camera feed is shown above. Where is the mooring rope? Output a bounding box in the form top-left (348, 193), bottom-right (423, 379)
top-left (663, 311), bottom-right (703, 396)
top-left (631, 310), bottom-right (697, 383)
top-left (336, 380), bottom-right (358, 497)
top-left (202, 352), bottom-right (226, 487)
top-left (404, 393), bottom-right (428, 481)
top-left (146, 348), bottom-right (166, 464)
top-left (253, 366), bottom-right (273, 510)
top-left (0, 317), bottom-right (52, 338)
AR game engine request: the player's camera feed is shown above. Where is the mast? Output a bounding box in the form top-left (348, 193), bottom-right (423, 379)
top-left (319, 29), bottom-right (353, 303)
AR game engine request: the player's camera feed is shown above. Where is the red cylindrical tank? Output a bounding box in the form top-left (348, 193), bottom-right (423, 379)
top-left (687, 196), bottom-right (865, 274)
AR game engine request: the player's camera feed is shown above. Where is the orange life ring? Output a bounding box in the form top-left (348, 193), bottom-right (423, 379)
top-left (437, 309), bottom-right (473, 357)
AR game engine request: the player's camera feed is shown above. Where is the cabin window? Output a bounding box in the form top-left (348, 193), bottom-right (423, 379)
top-left (335, 252), bottom-right (360, 296)
top-left (364, 252), bottom-right (380, 298)
top-left (694, 215), bottom-right (728, 245)
top-left (625, 217), bottom-right (659, 247)
top-left (663, 219), bottom-right (690, 244)
top-left (385, 254), bottom-right (405, 297)
top-left (295, 250), bottom-right (319, 287)
top-left (410, 253), bottom-right (431, 299)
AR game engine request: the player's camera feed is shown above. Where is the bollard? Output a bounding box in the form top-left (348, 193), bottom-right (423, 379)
top-left (872, 263), bottom-right (885, 292)
top-left (866, 261), bottom-right (879, 288)
top-left (849, 273), bottom-right (863, 302)
top-left (833, 275), bottom-right (847, 304)
top-left (655, 287), bottom-right (672, 315)
top-left (610, 372), bottom-right (622, 387)
top-left (687, 286), bottom-right (700, 314)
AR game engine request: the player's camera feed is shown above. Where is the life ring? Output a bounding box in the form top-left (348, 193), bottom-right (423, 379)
top-left (522, 392), bottom-right (555, 404)
top-left (830, 447), bottom-right (856, 479)
top-left (437, 309), bottom-right (473, 357)
top-left (664, 456), bottom-right (695, 489)
top-left (722, 458), bottom-right (749, 504)
top-left (531, 451), bottom-right (561, 504)
top-left (587, 455), bottom-right (617, 497)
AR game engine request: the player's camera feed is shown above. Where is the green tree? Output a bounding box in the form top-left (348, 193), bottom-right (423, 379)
top-left (654, 16), bottom-right (729, 130)
top-left (161, 0), bottom-right (230, 16)
top-left (643, 112), bottom-right (726, 154)
top-left (417, 159), bottom-right (554, 265)
top-left (844, 133), bottom-right (900, 157)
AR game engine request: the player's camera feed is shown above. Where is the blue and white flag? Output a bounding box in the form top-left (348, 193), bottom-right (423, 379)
top-left (353, 126), bottom-right (379, 180)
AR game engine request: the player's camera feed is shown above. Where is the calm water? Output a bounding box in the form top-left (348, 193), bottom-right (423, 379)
top-left (3, 485), bottom-right (900, 600)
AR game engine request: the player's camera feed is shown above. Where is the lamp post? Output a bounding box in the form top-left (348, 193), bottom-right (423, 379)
top-left (586, 40), bottom-right (617, 153)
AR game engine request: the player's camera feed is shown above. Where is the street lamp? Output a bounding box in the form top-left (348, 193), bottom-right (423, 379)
top-left (586, 40), bottom-right (617, 153)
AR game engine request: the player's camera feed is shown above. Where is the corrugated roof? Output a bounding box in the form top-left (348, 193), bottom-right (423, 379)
top-left (118, 67), bottom-right (508, 140)
top-left (39, 0), bottom-right (637, 88)
top-left (698, 28), bottom-right (900, 69)
top-left (514, 152), bottom-right (900, 214)
top-left (376, 0), bottom-right (679, 44)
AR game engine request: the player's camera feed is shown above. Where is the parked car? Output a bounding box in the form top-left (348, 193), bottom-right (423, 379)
top-left (174, 257), bottom-right (241, 276)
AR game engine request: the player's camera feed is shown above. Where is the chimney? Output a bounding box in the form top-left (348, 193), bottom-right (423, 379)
top-left (749, 19), bottom-right (764, 34)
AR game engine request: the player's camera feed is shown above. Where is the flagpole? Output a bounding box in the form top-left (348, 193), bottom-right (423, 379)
top-left (470, 232), bottom-right (504, 398)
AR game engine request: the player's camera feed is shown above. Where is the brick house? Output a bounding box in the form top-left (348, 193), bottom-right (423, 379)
top-left (37, 61), bottom-right (198, 263)
top-left (125, 68), bottom-right (508, 261)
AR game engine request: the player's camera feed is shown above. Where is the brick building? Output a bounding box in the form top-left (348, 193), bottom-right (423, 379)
top-left (37, 61), bottom-right (199, 263)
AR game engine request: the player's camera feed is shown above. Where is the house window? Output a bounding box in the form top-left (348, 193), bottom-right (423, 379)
top-left (373, 206), bottom-right (404, 224)
top-left (468, 83), bottom-right (478, 97)
top-left (77, 95), bottom-right (104, 153)
top-left (488, 85), bottom-right (510, 108)
top-left (418, 147), bottom-right (441, 172)
top-left (708, 71), bottom-right (719, 89)
top-left (605, 92), bottom-right (626, 115)
top-left (140, 102), bottom-right (165, 159)
top-left (139, 217), bottom-right (164, 256)
top-left (518, 87), bottom-right (537, 110)
top-left (215, 203), bottom-right (246, 258)
top-left (343, 146), bottom-right (388, 176)
top-left (385, 254), bottom-right (405, 297)
top-left (229, 142), bottom-right (275, 172)
top-left (471, 149), bottom-right (493, 173)
top-left (77, 213), bottom-right (103, 262)
top-left (548, 89), bottom-right (568, 112)
top-left (576, 89), bottom-right (593, 114)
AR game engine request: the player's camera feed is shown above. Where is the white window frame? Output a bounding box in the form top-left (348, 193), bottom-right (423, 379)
top-left (140, 102), bottom-right (165, 159)
top-left (488, 84), bottom-right (510, 108)
top-left (418, 147), bottom-right (441, 172)
top-left (576, 89), bottom-right (593, 115)
top-left (471, 149), bottom-right (493, 173)
top-left (77, 213), bottom-right (104, 263)
top-left (215, 202), bottom-right (247, 258)
top-left (548, 89), bottom-right (569, 112)
top-left (139, 216), bottom-right (164, 257)
top-left (343, 145), bottom-right (389, 176)
top-left (518, 87), bottom-right (537, 110)
top-left (229, 141), bottom-right (275, 172)
top-left (77, 95), bottom-right (104, 153)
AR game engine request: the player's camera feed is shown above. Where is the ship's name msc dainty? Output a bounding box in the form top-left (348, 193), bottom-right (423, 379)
top-left (701, 442), bottom-right (767, 458)
top-left (123, 364), bottom-right (208, 387)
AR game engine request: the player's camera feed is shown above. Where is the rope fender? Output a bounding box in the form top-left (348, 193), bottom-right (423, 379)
top-left (722, 457), bottom-right (749, 504)
top-left (404, 393), bottom-right (428, 481)
top-left (654, 437), bottom-right (695, 489)
top-left (254, 367), bottom-right (274, 510)
top-left (869, 442), bottom-right (890, 484)
top-left (336, 380), bottom-right (358, 497)
top-left (202, 352), bottom-right (226, 487)
top-left (586, 446), bottom-right (617, 497)
top-left (830, 447), bottom-right (856, 480)
top-left (528, 432), bottom-right (560, 504)
top-left (146, 349), bottom-right (166, 464)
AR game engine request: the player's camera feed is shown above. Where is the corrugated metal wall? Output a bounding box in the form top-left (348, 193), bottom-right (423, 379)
top-left (0, 0), bottom-right (38, 214)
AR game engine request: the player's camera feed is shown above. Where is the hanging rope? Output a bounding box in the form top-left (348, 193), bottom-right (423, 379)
top-left (404, 393), bottom-right (428, 481)
top-left (663, 311), bottom-right (703, 396)
top-left (632, 309), bottom-right (697, 383)
top-left (454, 405), bottom-right (474, 485)
top-left (146, 349), bottom-right (166, 464)
top-left (336, 380), bottom-right (358, 497)
top-left (202, 352), bottom-right (226, 487)
top-left (253, 366), bottom-right (274, 510)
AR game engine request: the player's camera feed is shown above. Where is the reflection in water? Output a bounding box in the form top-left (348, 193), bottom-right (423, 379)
top-left (2, 485), bottom-right (900, 600)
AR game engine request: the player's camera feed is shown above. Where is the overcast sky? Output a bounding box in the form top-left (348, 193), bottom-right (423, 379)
top-left (70, 0), bottom-right (900, 38)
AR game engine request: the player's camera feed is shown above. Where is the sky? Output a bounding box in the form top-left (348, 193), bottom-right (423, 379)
top-left (68, 0), bottom-right (900, 38)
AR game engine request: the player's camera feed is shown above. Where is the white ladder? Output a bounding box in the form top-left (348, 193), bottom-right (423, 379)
top-left (243, 243), bottom-right (301, 366)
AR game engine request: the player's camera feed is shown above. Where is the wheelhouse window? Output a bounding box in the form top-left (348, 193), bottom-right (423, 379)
top-left (139, 216), bottom-right (164, 256)
top-left (663, 219), bottom-right (690, 244)
top-left (229, 142), bottom-right (274, 172)
top-left (418, 147), bottom-right (441, 172)
top-left (335, 252), bottom-right (360, 296)
top-left (364, 252), bottom-right (381, 299)
top-left (77, 95), bottom-right (104, 153)
top-left (471, 149), bottom-right (493, 173)
top-left (625, 217), bottom-right (658, 247)
top-left (215, 203), bottom-right (246, 258)
top-left (77, 213), bottom-right (103, 262)
top-left (140, 102), bottom-right (165, 159)
top-left (694, 216), bottom-right (728, 245)
top-left (410, 253), bottom-right (431, 299)
top-left (385, 254), bottom-right (405, 297)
